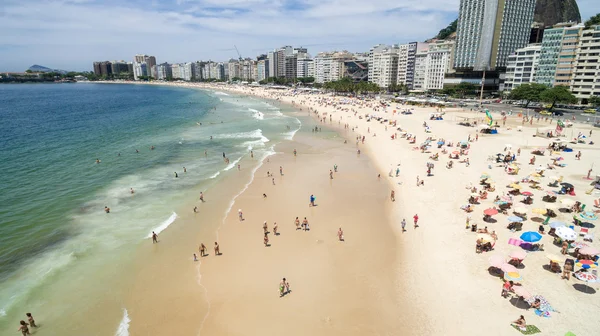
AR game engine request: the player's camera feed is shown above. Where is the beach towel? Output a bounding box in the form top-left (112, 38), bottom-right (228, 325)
top-left (512, 325), bottom-right (541, 335)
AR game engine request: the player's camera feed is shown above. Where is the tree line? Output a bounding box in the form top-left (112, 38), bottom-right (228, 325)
top-left (507, 83), bottom-right (580, 110)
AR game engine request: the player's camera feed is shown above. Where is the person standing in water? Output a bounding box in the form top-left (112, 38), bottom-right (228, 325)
top-left (152, 231), bottom-right (158, 243)
top-left (204, 150), bottom-right (207, 157)
top-left (17, 320), bottom-right (30, 335)
top-left (174, 172), bottom-right (178, 178)
top-left (183, 167), bottom-right (187, 173)
top-left (130, 188), bottom-right (135, 194)
top-left (104, 206), bottom-right (110, 213)
top-left (223, 152), bottom-right (226, 158)
top-left (26, 313), bottom-right (37, 328)
top-left (251, 150), bottom-right (254, 158)
top-left (193, 206), bottom-right (197, 213)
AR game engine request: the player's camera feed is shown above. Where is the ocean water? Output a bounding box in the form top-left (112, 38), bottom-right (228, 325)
top-left (0, 83), bottom-right (300, 333)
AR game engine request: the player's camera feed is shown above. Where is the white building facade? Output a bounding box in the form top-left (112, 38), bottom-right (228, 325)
top-left (503, 44), bottom-right (542, 91)
top-left (424, 40), bottom-right (455, 90)
top-left (369, 44), bottom-right (399, 88)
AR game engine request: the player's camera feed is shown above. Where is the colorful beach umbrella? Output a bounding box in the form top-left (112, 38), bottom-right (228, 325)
top-left (575, 260), bottom-right (598, 269)
top-left (488, 255), bottom-right (506, 268)
top-left (514, 206), bottom-right (527, 214)
top-left (501, 263), bottom-right (518, 273)
top-left (507, 216), bottom-right (523, 223)
top-left (484, 208), bottom-right (499, 216)
top-left (508, 238), bottom-right (524, 247)
top-left (521, 191), bottom-right (534, 196)
top-left (549, 221), bottom-right (566, 228)
top-left (579, 247), bottom-right (600, 256)
top-left (560, 199), bottom-right (575, 206)
top-left (574, 272), bottom-right (598, 282)
top-left (504, 271), bottom-right (523, 282)
top-left (510, 250), bottom-right (527, 260)
top-left (579, 212), bottom-right (598, 221)
top-left (509, 184), bottom-right (522, 190)
top-left (555, 227), bottom-right (577, 241)
top-left (520, 231), bottom-right (542, 243)
top-left (532, 208), bottom-right (547, 215)
top-left (512, 286), bottom-right (532, 299)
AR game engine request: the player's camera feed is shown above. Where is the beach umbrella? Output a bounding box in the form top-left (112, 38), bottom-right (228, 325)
top-left (555, 227), bottom-right (577, 240)
top-left (546, 254), bottom-right (563, 263)
top-left (572, 242), bottom-right (588, 249)
top-left (501, 263), bottom-right (518, 273)
top-left (561, 182), bottom-right (574, 189)
top-left (484, 208), bottom-right (499, 216)
top-left (521, 191), bottom-right (534, 196)
top-left (549, 221), bottom-right (566, 228)
top-left (513, 206), bottom-right (527, 214)
top-left (579, 247), bottom-right (600, 256)
top-left (560, 199), bottom-right (575, 206)
top-left (512, 286), bottom-right (532, 299)
top-left (452, 150), bottom-right (460, 155)
top-left (575, 260), bottom-right (598, 269)
top-left (529, 177), bottom-right (541, 183)
top-left (579, 212), bottom-right (598, 221)
top-left (574, 272), bottom-right (598, 283)
top-left (520, 231), bottom-right (542, 243)
top-left (532, 208), bottom-right (547, 215)
top-left (501, 195), bottom-right (513, 202)
top-left (504, 271), bottom-right (523, 282)
top-left (508, 238), bottom-right (524, 246)
top-left (507, 216), bottom-right (523, 223)
top-left (509, 183), bottom-right (522, 189)
top-left (489, 255), bottom-right (506, 268)
top-left (510, 250), bottom-right (527, 260)
top-left (477, 233), bottom-right (494, 243)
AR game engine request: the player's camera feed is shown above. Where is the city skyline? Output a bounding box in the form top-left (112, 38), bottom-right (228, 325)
top-left (2, 0), bottom-right (599, 72)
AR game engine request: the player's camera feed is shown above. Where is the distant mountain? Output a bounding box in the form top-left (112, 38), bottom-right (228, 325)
top-left (27, 64), bottom-right (68, 74)
top-left (534, 0), bottom-right (581, 26)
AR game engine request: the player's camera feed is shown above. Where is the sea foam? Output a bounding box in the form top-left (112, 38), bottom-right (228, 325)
top-left (146, 212), bottom-right (177, 238)
top-left (115, 308), bottom-right (130, 336)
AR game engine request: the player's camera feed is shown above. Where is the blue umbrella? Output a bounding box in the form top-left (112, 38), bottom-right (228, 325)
top-left (507, 216), bottom-right (523, 223)
top-left (579, 212), bottom-right (598, 221)
top-left (549, 221), bottom-right (566, 229)
top-left (520, 231), bottom-right (542, 243)
top-left (437, 141), bottom-right (444, 145)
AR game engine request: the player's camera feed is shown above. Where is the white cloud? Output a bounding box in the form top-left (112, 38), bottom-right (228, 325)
top-left (2, 0), bottom-right (596, 71)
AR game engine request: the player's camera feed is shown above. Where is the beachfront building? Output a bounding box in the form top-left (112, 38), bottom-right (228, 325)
top-left (342, 59), bottom-right (368, 82)
top-left (297, 56), bottom-right (313, 79)
top-left (93, 61), bottom-right (112, 76)
top-left (285, 54), bottom-right (298, 81)
top-left (228, 60), bottom-right (241, 80)
top-left (193, 62), bottom-right (205, 81)
top-left (182, 62), bottom-right (195, 81)
top-left (454, 0), bottom-right (536, 70)
top-left (502, 44), bottom-right (541, 91)
top-left (257, 59), bottom-right (269, 82)
top-left (313, 51), bottom-right (353, 84)
top-left (368, 44), bottom-right (399, 88)
top-left (170, 63), bottom-right (182, 80)
top-left (537, 24), bottom-right (571, 87)
top-left (571, 25), bottom-right (600, 103)
top-left (205, 62), bottom-right (224, 80)
top-left (133, 62), bottom-right (147, 80)
top-left (109, 61), bottom-right (129, 75)
top-left (396, 44), bottom-right (409, 87)
top-left (156, 63), bottom-right (172, 80)
top-left (424, 40), bottom-right (455, 90)
top-left (409, 43), bottom-right (430, 91)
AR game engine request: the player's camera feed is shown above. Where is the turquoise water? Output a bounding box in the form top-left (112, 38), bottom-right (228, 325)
top-left (0, 83), bottom-right (300, 331)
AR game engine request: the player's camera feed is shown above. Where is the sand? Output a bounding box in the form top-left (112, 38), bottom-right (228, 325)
top-left (103, 80), bottom-right (600, 336)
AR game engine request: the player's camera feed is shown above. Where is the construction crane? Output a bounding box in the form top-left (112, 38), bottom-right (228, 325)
top-left (234, 45), bottom-right (242, 61)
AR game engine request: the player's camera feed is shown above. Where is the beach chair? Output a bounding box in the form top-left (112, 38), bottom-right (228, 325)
top-left (579, 228), bottom-right (589, 237)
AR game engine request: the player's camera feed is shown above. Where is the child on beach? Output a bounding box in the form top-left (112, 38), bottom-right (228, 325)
top-left (238, 209), bottom-right (243, 221)
top-left (17, 320), bottom-right (30, 336)
top-left (401, 219), bottom-right (406, 232)
top-left (279, 278), bottom-right (290, 297)
top-left (26, 313), bottom-right (37, 328)
top-left (413, 214), bottom-right (419, 228)
top-left (152, 231), bottom-right (158, 243)
top-left (295, 217), bottom-right (300, 230)
top-left (263, 221), bottom-right (268, 234)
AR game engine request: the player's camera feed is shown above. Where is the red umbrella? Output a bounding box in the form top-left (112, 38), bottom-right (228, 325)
top-left (521, 191), bottom-right (534, 196)
top-left (484, 208), bottom-right (499, 216)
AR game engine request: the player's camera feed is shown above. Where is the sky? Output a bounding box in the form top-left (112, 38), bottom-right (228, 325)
top-left (1, 0), bottom-right (599, 72)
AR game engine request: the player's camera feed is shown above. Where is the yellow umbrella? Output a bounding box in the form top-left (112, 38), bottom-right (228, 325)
top-left (529, 177), bottom-right (541, 183)
top-left (510, 184), bottom-right (522, 189)
top-left (531, 173), bottom-right (542, 178)
top-left (546, 254), bottom-right (562, 263)
top-left (532, 208), bottom-right (548, 215)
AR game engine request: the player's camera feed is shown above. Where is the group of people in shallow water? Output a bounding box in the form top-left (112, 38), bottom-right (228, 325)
top-left (17, 313), bottom-right (36, 335)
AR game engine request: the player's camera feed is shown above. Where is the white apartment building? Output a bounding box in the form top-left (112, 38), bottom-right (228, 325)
top-left (297, 57), bottom-right (313, 78)
top-left (133, 62), bottom-right (147, 80)
top-left (313, 51), bottom-right (353, 83)
top-left (170, 63), bottom-right (182, 79)
top-left (454, 0), bottom-right (536, 70)
top-left (182, 62), bottom-right (195, 81)
top-left (412, 48), bottom-right (428, 91)
top-left (396, 45), bottom-right (408, 86)
top-left (424, 40), bottom-right (455, 90)
top-left (503, 44), bottom-right (541, 91)
top-left (307, 60), bottom-right (315, 78)
top-left (571, 25), bottom-right (600, 103)
top-left (156, 63), bottom-right (172, 80)
top-left (369, 44), bottom-right (399, 88)
top-left (257, 60), bottom-right (268, 82)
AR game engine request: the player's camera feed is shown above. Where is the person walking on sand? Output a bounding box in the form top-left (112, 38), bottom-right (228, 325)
top-left (337, 227), bottom-right (344, 241)
top-left (200, 243), bottom-right (206, 257)
top-left (25, 313), bottom-right (36, 329)
top-left (193, 206), bottom-right (197, 213)
top-left (330, 170), bottom-right (334, 179)
top-left (295, 217), bottom-right (300, 230)
top-left (302, 217), bottom-right (309, 231)
top-left (273, 222), bottom-right (278, 235)
top-left (238, 209), bottom-right (243, 221)
top-left (310, 194), bottom-right (315, 206)
top-left (294, 149), bottom-right (297, 156)
top-left (416, 176), bottom-right (420, 186)
top-left (334, 164), bottom-right (338, 172)
top-left (152, 231), bottom-right (158, 243)
top-left (280, 166), bottom-right (283, 175)
top-left (279, 278), bottom-right (290, 297)
top-left (401, 219), bottom-right (406, 232)
top-left (413, 214), bottom-right (419, 229)
top-left (272, 177), bottom-right (275, 185)
top-left (214, 242), bottom-right (220, 255)
top-left (264, 234), bottom-right (269, 247)
top-left (17, 320), bottom-right (30, 335)
top-left (193, 253), bottom-right (198, 261)
top-left (199, 192), bottom-right (204, 202)
top-left (263, 221), bottom-right (269, 234)
top-left (391, 190), bottom-right (395, 202)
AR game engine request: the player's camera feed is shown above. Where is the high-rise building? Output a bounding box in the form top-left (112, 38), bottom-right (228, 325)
top-left (503, 44), bottom-right (542, 91)
top-left (297, 57), bottom-right (313, 78)
top-left (285, 55), bottom-right (298, 81)
top-left (571, 25), bottom-right (600, 103)
top-left (454, 0), bottom-right (536, 70)
top-left (424, 40), bottom-right (455, 90)
top-left (182, 62), bottom-right (195, 81)
top-left (368, 44), bottom-right (399, 88)
top-left (134, 54), bottom-right (148, 63)
top-left (257, 59), bottom-right (269, 81)
top-left (314, 51), bottom-right (353, 84)
top-left (267, 51), bottom-right (277, 79)
top-left (537, 23), bottom-right (583, 87)
top-left (170, 63), bottom-right (182, 79)
top-left (412, 47), bottom-right (429, 91)
top-left (228, 60), bottom-right (241, 80)
top-left (397, 42), bottom-right (426, 89)
top-left (193, 62), bottom-right (205, 80)
top-left (146, 56), bottom-right (157, 78)
top-left (156, 63), bottom-right (172, 80)
top-left (342, 60), bottom-right (368, 82)
top-left (110, 61), bottom-right (130, 75)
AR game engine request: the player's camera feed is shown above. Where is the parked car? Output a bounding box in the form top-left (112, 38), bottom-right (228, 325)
top-left (584, 108), bottom-right (598, 114)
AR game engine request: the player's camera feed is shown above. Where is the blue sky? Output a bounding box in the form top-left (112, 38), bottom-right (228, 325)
top-left (1, 0), bottom-right (599, 71)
